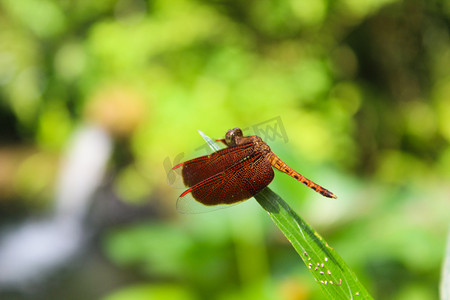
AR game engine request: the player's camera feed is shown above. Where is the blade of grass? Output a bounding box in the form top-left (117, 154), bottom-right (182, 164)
top-left (199, 130), bottom-right (373, 299)
top-left (255, 188), bottom-right (372, 299)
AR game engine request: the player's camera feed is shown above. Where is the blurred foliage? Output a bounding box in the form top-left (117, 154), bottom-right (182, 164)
top-left (0, 0), bottom-right (449, 299)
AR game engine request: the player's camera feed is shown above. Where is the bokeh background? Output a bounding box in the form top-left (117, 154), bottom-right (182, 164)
top-left (0, 0), bottom-right (449, 299)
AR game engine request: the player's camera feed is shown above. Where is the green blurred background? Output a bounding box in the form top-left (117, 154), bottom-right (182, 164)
top-left (0, 0), bottom-right (449, 299)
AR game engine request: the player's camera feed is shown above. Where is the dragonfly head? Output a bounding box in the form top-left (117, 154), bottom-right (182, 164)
top-left (225, 128), bottom-right (243, 147)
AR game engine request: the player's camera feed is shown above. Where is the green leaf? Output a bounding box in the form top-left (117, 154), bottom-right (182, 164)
top-left (199, 130), bottom-right (374, 299)
top-left (255, 188), bottom-right (373, 299)
top-left (198, 129), bottom-right (219, 150)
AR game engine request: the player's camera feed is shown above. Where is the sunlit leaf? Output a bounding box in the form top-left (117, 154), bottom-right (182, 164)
top-left (256, 188), bottom-right (372, 299)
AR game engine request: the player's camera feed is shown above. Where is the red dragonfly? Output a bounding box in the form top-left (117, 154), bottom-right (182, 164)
top-left (173, 128), bottom-right (337, 212)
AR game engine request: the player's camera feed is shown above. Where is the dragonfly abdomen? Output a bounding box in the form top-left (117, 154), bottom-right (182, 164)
top-left (268, 153), bottom-right (337, 199)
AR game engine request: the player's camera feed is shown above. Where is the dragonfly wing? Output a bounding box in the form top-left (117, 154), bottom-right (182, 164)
top-left (173, 142), bottom-right (255, 187)
top-left (176, 153), bottom-right (274, 213)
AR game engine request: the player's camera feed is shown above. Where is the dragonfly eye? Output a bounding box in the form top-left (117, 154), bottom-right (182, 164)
top-left (225, 128), bottom-right (243, 146)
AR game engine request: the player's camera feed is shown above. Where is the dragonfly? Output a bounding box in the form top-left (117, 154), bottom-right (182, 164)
top-left (173, 128), bottom-right (337, 212)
